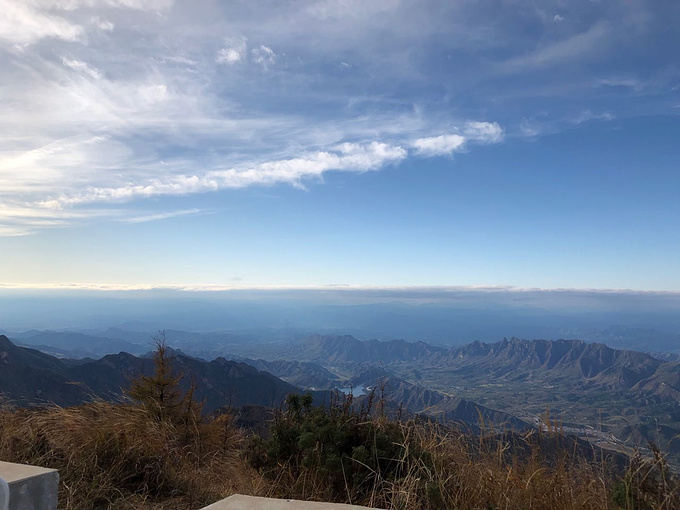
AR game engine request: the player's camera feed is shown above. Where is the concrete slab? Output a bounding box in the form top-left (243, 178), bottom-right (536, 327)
top-left (0, 461), bottom-right (58, 510)
top-left (202, 494), bottom-right (376, 510)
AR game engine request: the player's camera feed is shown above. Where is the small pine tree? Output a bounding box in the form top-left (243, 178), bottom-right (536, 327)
top-left (128, 331), bottom-right (202, 428)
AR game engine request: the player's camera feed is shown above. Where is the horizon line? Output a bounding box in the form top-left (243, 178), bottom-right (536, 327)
top-left (1, 283), bottom-right (679, 295)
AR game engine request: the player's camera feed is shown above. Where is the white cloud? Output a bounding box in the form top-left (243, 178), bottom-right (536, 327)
top-left (63, 58), bottom-right (102, 79)
top-left (216, 38), bottom-right (247, 64)
top-left (0, 226), bottom-right (31, 237)
top-left (0, 0), bottom-right (172, 45)
top-left (0, 0), bottom-right (513, 237)
top-left (252, 45), bottom-right (276, 67)
top-left (122, 208), bottom-right (202, 223)
top-left (553, 14), bottom-right (565, 23)
top-left (34, 0), bottom-right (173, 10)
top-left (306, 0), bottom-right (400, 21)
top-left (45, 141), bottom-right (408, 207)
top-left (90, 17), bottom-right (114, 31)
top-left (412, 134), bottom-right (466, 156)
top-left (0, 1), bottom-right (83, 44)
top-left (463, 121), bottom-right (504, 144)
top-left (573, 109), bottom-right (615, 124)
top-left (412, 122), bottom-right (503, 156)
top-left (217, 41), bottom-right (277, 67)
top-left (0, 201), bottom-right (115, 237)
top-left (597, 77), bottom-right (646, 92)
top-left (520, 118), bottom-right (541, 137)
top-left (107, 0), bottom-right (173, 9)
top-left (500, 23), bottom-right (610, 72)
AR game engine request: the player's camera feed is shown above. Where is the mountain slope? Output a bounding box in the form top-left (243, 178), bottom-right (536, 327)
top-left (440, 337), bottom-right (676, 396)
top-left (286, 334), bottom-right (680, 464)
top-left (296, 335), bottom-right (680, 398)
top-left (298, 334), bottom-right (448, 364)
top-left (0, 335), bottom-right (94, 406)
top-left (13, 330), bottom-right (146, 358)
top-left (244, 359), bottom-right (341, 390)
top-left (0, 335), bottom-right (297, 412)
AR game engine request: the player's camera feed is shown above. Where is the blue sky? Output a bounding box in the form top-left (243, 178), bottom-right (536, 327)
top-left (1, 0), bottom-right (679, 291)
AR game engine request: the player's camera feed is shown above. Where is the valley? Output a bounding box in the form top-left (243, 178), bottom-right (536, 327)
top-left (241, 335), bottom-right (680, 464)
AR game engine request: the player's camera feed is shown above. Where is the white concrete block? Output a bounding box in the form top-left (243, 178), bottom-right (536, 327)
top-left (203, 494), bottom-right (378, 510)
top-left (0, 462), bottom-right (58, 510)
top-left (202, 494), bottom-right (376, 509)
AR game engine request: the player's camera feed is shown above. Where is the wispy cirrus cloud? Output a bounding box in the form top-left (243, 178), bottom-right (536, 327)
top-left (0, 0), bottom-right (173, 45)
top-left (251, 45), bottom-right (276, 67)
top-left (412, 134), bottom-right (466, 156)
top-left (0, 201), bottom-right (116, 237)
top-left (499, 22), bottom-right (611, 73)
top-left (62, 57), bottom-right (103, 79)
top-left (35, 142), bottom-right (409, 208)
top-left (0, 17), bottom-right (502, 236)
top-left (0, 0), bottom-right (676, 238)
top-left (0, 1), bottom-right (83, 44)
top-left (122, 208), bottom-right (202, 224)
top-left (572, 109), bottom-right (615, 125)
top-left (412, 122), bottom-right (503, 156)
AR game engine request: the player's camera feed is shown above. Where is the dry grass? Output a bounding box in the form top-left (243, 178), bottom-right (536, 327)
top-left (0, 396), bottom-right (677, 509)
top-left (368, 423), bottom-right (613, 510)
top-left (252, 404), bottom-right (679, 510)
top-left (256, 420), bottom-right (615, 509)
top-left (0, 400), bottom-right (258, 509)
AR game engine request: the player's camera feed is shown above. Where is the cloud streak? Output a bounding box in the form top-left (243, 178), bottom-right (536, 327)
top-left (1, 283), bottom-right (679, 307)
top-left (412, 122), bottom-right (503, 156)
top-left (35, 142), bottom-right (409, 207)
top-left (0, 0), bottom-right (672, 238)
top-left (0, 15), bottom-right (504, 236)
top-left (0, 125), bottom-right (497, 233)
top-left (0, 1), bottom-right (83, 44)
top-left (499, 23), bottom-right (610, 73)
top-left (121, 208), bottom-right (202, 224)
top-left (413, 134), bottom-right (466, 156)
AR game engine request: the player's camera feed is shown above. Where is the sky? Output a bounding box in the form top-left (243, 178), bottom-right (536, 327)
top-left (1, 0), bottom-right (680, 292)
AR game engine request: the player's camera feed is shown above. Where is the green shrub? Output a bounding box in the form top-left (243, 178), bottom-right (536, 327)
top-left (248, 391), bottom-right (426, 503)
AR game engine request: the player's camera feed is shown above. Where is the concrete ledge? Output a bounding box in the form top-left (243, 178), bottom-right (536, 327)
top-left (202, 494), bottom-right (375, 509)
top-left (0, 461), bottom-right (58, 510)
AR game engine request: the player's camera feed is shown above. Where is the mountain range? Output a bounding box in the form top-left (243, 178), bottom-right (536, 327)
top-left (0, 335), bottom-right (295, 411)
top-left (3, 331), bottom-right (680, 464)
top-left (257, 335), bottom-right (680, 463)
top-left (0, 332), bottom-right (534, 435)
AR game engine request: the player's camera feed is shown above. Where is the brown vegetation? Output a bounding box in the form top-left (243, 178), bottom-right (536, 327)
top-left (0, 401), bottom-right (256, 509)
top-left (249, 393), bottom-right (679, 510)
top-left (0, 333), bottom-right (257, 509)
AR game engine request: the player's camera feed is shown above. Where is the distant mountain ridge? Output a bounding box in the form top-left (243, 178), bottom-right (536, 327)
top-left (0, 334), bottom-right (536, 436)
top-left (0, 335), bottom-right (297, 411)
top-left (244, 359), bottom-right (340, 389)
top-left (299, 334), bottom-right (448, 363)
top-left (282, 334), bottom-right (680, 463)
top-left (446, 337), bottom-right (666, 390)
top-left (293, 335), bottom-right (678, 396)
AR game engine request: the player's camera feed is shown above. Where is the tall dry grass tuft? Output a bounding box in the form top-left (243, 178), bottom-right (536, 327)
top-left (372, 421), bottom-right (613, 510)
top-left (0, 400), bottom-right (257, 509)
